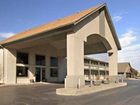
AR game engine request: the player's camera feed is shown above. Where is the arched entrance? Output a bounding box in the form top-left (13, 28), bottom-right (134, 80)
top-left (84, 34), bottom-right (112, 55)
top-left (65, 33), bottom-right (115, 88)
top-left (84, 34), bottom-right (112, 85)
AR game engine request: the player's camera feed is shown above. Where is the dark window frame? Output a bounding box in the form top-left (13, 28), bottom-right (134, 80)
top-left (50, 57), bottom-right (58, 67)
top-left (16, 66), bottom-right (28, 77)
top-left (50, 68), bottom-right (58, 77)
top-left (17, 52), bottom-right (29, 64)
top-left (36, 55), bottom-right (46, 66)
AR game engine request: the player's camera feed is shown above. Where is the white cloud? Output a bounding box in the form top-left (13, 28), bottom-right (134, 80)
top-left (118, 29), bottom-right (140, 70)
top-left (113, 11), bottom-right (128, 22)
top-left (119, 30), bottom-right (136, 47)
top-left (113, 16), bottom-right (122, 22)
top-left (118, 44), bottom-right (140, 61)
top-left (0, 32), bottom-right (15, 38)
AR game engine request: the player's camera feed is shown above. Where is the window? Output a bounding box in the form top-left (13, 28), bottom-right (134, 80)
top-left (50, 57), bottom-right (58, 77)
top-left (36, 55), bottom-right (45, 66)
top-left (17, 52), bottom-right (28, 64)
top-left (50, 57), bottom-right (58, 66)
top-left (16, 66), bottom-right (28, 77)
top-left (50, 68), bottom-right (58, 77)
top-left (84, 70), bottom-right (89, 75)
top-left (84, 59), bottom-right (89, 64)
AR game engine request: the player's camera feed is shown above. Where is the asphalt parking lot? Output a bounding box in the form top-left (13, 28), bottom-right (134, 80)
top-left (0, 80), bottom-right (140, 105)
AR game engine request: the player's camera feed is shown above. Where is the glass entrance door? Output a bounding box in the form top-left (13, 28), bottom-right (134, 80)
top-left (42, 68), bottom-right (46, 81)
top-left (35, 67), bottom-right (41, 82)
top-left (35, 67), bottom-right (46, 82)
top-left (35, 55), bottom-right (46, 82)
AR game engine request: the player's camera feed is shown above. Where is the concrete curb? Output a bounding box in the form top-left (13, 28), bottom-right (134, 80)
top-left (56, 83), bottom-right (127, 96)
top-left (0, 82), bottom-right (57, 88)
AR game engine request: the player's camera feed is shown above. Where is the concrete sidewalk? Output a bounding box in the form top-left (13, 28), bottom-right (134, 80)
top-left (0, 82), bottom-right (59, 88)
top-left (56, 82), bottom-right (127, 96)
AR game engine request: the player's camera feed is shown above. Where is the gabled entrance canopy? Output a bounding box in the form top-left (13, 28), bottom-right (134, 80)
top-left (0, 3), bottom-right (121, 88)
top-left (0, 3), bottom-right (121, 51)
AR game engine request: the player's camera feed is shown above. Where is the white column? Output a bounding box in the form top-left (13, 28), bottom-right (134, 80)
top-left (29, 53), bottom-right (35, 81)
top-left (108, 50), bottom-right (118, 82)
top-left (89, 60), bottom-right (92, 86)
top-left (4, 48), bottom-right (16, 84)
top-left (108, 51), bottom-right (118, 76)
top-left (97, 62), bottom-right (100, 78)
top-left (0, 48), bottom-right (4, 83)
top-left (104, 64), bottom-right (107, 78)
top-left (65, 33), bottom-right (85, 88)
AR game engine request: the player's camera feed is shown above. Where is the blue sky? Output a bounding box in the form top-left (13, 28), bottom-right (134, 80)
top-left (0, 0), bottom-right (140, 70)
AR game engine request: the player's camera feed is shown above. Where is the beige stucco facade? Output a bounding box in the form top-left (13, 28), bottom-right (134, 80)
top-left (0, 49), bottom-right (4, 83)
top-left (65, 10), bottom-right (119, 88)
top-left (0, 4), bottom-right (121, 88)
top-left (0, 45), bottom-right (67, 84)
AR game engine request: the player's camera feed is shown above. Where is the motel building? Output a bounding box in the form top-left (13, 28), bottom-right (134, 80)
top-left (0, 4), bottom-right (121, 88)
top-left (118, 63), bottom-right (135, 78)
top-left (84, 57), bottom-right (109, 81)
top-left (84, 58), bottom-right (135, 81)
